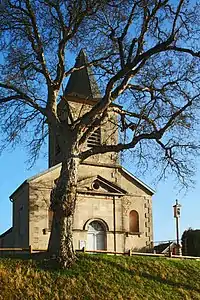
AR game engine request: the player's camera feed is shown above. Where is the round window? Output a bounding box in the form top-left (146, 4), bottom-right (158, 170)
top-left (92, 181), bottom-right (100, 190)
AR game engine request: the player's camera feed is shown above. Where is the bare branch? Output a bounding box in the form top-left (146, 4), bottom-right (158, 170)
top-left (80, 95), bottom-right (196, 161)
top-left (0, 82), bottom-right (47, 116)
top-left (25, 0), bottom-right (52, 84)
top-left (167, 46), bottom-right (200, 58)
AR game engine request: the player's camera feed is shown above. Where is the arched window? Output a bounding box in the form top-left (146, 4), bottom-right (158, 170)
top-left (87, 220), bottom-right (106, 251)
top-left (129, 210), bottom-right (139, 232)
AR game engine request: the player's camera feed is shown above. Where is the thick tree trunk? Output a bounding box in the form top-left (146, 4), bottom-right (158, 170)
top-left (48, 153), bottom-right (80, 268)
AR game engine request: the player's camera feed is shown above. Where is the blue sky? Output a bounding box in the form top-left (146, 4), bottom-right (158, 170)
top-left (0, 143), bottom-right (200, 244)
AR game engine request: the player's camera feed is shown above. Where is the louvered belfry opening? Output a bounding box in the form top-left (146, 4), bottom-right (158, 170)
top-left (87, 128), bottom-right (101, 147)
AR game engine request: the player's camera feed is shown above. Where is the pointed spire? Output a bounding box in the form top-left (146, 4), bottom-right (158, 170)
top-left (65, 49), bottom-right (102, 100)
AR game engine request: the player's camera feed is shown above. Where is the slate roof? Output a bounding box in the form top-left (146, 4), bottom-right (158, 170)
top-left (154, 242), bottom-right (177, 254)
top-left (65, 49), bottom-right (102, 100)
top-left (0, 227), bottom-right (12, 238)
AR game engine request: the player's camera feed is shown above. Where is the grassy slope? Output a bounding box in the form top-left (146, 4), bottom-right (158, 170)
top-left (0, 254), bottom-right (200, 300)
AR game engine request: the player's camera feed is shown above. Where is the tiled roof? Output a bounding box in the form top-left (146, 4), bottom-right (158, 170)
top-left (65, 49), bottom-right (101, 100)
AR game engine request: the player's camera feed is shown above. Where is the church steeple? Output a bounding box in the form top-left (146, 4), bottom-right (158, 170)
top-left (65, 49), bottom-right (101, 100)
top-left (49, 50), bottom-right (119, 168)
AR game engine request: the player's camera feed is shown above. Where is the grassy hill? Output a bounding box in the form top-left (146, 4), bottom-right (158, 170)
top-left (0, 254), bottom-right (200, 300)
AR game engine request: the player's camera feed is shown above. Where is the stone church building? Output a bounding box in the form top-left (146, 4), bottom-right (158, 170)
top-left (0, 51), bottom-right (154, 253)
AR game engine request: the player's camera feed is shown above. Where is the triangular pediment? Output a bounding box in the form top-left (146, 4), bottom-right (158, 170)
top-left (77, 175), bottom-right (127, 195)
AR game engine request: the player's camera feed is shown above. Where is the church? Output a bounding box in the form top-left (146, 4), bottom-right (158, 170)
top-left (0, 51), bottom-right (154, 253)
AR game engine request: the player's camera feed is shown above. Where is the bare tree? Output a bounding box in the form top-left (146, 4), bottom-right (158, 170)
top-left (1, 0), bottom-right (200, 267)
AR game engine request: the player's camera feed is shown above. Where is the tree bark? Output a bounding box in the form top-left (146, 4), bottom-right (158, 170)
top-left (48, 152), bottom-right (80, 268)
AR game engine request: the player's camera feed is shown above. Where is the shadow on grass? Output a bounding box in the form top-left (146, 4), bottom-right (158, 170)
top-left (0, 252), bottom-right (62, 271)
top-left (140, 272), bottom-right (200, 293)
top-left (84, 254), bottom-right (200, 294)
top-left (1, 251), bottom-right (200, 295)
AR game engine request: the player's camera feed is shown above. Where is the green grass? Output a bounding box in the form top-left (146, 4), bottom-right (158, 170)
top-left (0, 254), bottom-right (200, 299)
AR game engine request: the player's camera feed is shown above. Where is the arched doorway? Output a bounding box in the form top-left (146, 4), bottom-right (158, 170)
top-left (87, 220), bottom-right (106, 251)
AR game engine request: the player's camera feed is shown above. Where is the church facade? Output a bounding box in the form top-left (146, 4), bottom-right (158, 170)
top-left (0, 51), bottom-right (154, 253)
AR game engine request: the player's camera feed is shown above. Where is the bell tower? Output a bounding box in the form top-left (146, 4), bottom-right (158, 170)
top-left (49, 50), bottom-right (119, 168)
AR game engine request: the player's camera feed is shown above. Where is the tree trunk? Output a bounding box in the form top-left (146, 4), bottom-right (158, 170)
top-left (48, 153), bottom-right (80, 268)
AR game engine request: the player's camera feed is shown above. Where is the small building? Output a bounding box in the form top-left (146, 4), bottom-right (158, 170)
top-left (0, 51), bottom-right (154, 253)
top-left (154, 242), bottom-right (179, 255)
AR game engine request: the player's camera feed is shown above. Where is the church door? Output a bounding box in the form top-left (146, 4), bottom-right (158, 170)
top-left (87, 221), bottom-right (106, 251)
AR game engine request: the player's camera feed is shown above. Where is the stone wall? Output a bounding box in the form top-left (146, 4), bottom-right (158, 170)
top-left (49, 98), bottom-right (119, 168)
top-left (0, 161), bottom-right (153, 252)
top-left (0, 183), bottom-right (29, 248)
top-left (27, 163), bottom-right (153, 252)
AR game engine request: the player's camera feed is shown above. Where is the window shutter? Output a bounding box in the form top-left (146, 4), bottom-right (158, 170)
top-left (87, 128), bottom-right (101, 147)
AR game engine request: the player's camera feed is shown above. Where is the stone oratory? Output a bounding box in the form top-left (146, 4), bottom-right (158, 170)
top-left (0, 50), bottom-right (154, 253)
